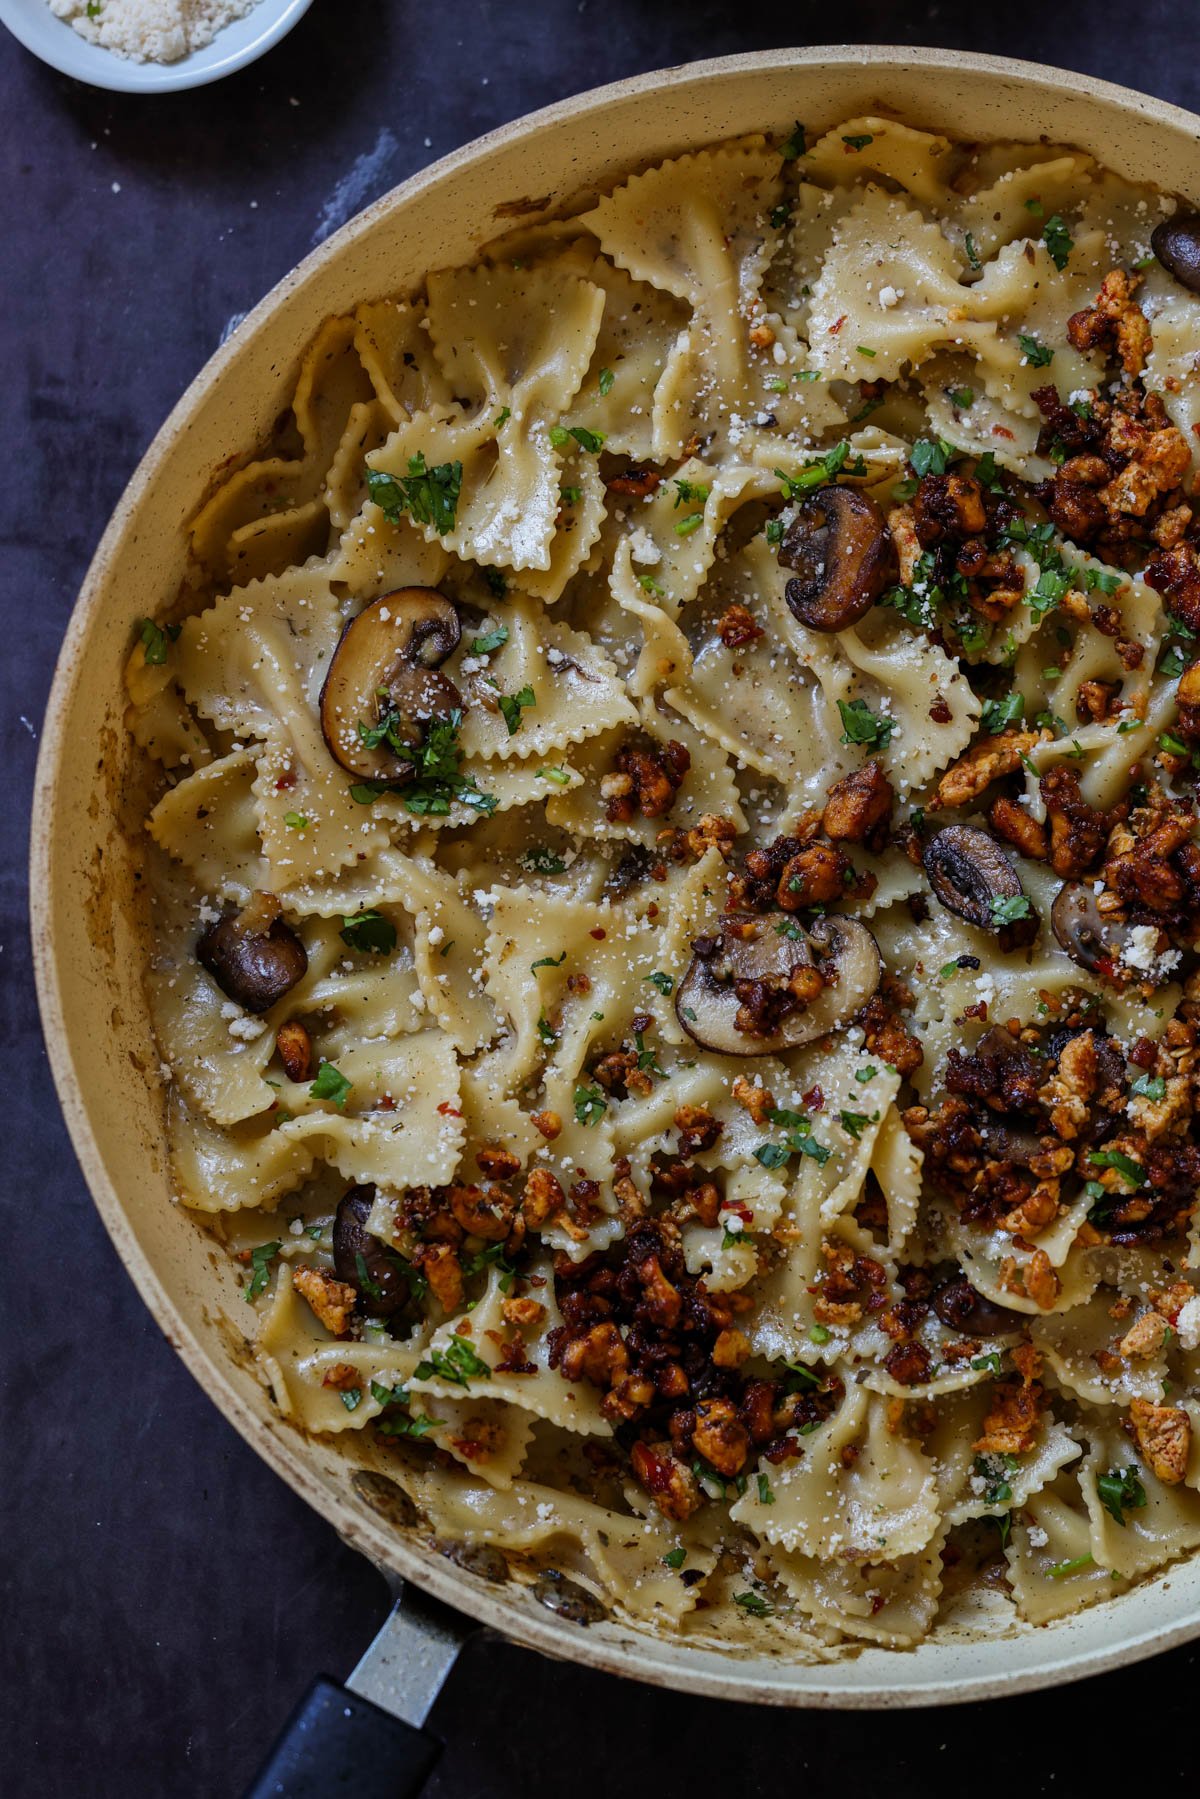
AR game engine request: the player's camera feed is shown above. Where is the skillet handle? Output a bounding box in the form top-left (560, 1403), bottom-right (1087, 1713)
top-left (242, 1675), bottom-right (441, 1799)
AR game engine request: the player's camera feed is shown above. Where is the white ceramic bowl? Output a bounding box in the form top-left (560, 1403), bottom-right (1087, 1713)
top-left (0, 0), bottom-right (311, 92)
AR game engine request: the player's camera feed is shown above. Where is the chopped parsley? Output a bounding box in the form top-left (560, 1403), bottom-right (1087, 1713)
top-left (1096, 1465), bottom-right (1147, 1527)
top-left (809, 1324), bottom-right (832, 1345)
top-left (1089, 1147), bottom-right (1146, 1188)
top-left (780, 119), bottom-right (807, 160)
top-left (310, 1061), bottom-right (352, 1108)
top-left (775, 439), bottom-right (865, 499)
top-left (662, 1546), bottom-right (687, 1570)
top-left (245, 1240), bottom-right (282, 1302)
top-left (674, 478), bottom-right (709, 507)
top-left (400, 710), bottom-right (497, 817)
top-left (494, 407), bottom-right (511, 428)
top-left (537, 765), bottom-right (571, 786)
top-left (531, 951), bottom-right (567, 972)
top-left (837, 697), bottom-right (894, 750)
top-left (367, 455), bottom-right (462, 535)
top-left (471, 624), bottom-right (509, 655)
top-left (340, 910), bottom-right (397, 954)
top-left (973, 1452), bottom-right (1018, 1507)
top-left (414, 1337), bottom-right (492, 1389)
top-left (283, 812), bottom-right (309, 831)
top-left (498, 684), bottom-right (536, 736)
top-left (910, 437), bottom-right (955, 478)
top-left (645, 970), bottom-right (674, 996)
top-left (842, 133), bottom-right (874, 150)
top-left (1042, 213), bottom-right (1074, 270)
top-left (1131, 1074), bottom-right (1167, 1101)
top-left (948, 386), bottom-right (975, 410)
top-left (734, 1590), bottom-right (774, 1615)
top-left (971, 1352), bottom-right (1003, 1376)
top-left (573, 1084), bottom-right (608, 1127)
top-left (520, 846), bottom-right (567, 874)
top-left (980, 691), bottom-right (1024, 735)
top-left (754, 1107), bottom-right (832, 1169)
top-left (838, 1109), bottom-right (877, 1139)
top-left (990, 894), bottom-right (1032, 925)
top-left (598, 367), bottom-right (615, 396)
top-left (550, 423), bottom-right (605, 454)
top-left (756, 1473), bottom-right (775, 1506)
top-left (1049, 1554), bottom-right (1095, 1580)
top-left (1017, 333), bottom-right (1053, 367)
top-left (638, 573), bottom-right (665, 596)
top-left (964, 232), bottom-right (981, 270)
top-left (137, 617), bottom-right (178, 665)
top-left (675, 513), bottom-right (704, 537)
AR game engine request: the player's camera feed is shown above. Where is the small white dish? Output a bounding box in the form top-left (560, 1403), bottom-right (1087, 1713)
top-left (0, 0), bottom-right (312, 92)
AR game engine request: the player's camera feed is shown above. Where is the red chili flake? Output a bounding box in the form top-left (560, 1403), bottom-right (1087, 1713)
top-left (274, 768), bottom-right (298, 791)
top-left (376, 1095), bottom-right (396, 1111)
top-left (829, 314), bottom-right (846, 336)
top-left (991, 424), bottom-right (1015, 440)
top-left (963, 1001), bottom-right (989, 1021)
top-left (802, 1084), bottom-right (825, 1111)
top-left (646, 903), bottom-right (660, 920)
top-left (589, 927), bottom-right (607, 940)
top-left (929, 696), bottom-right (952, 724)
top-left (437, 1101), bottom-right (463, 1117)
top-left (450, 1438), bottom-right (489, 1462)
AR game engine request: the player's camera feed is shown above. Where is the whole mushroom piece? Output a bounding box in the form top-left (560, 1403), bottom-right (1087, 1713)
top-left (197, 891), bottom-right (308, 1013)
top-left (675, 911), bottom-right (881, 1056)
top-left (776, 486), bottom-right (897, 632)
top-left (1151, 213), bottom-right (1200, 294)
top-left (320, 588), bottom-right (463, 783)
top-left (923, 825), bottom-right (1037, 944)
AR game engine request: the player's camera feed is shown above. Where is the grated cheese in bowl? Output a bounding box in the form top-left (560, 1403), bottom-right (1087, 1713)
top-left (47, 0), bottom-right (261, 63)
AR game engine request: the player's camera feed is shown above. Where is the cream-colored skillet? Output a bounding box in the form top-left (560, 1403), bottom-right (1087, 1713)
top-left (30, 45), bottom-right (1200, 1795)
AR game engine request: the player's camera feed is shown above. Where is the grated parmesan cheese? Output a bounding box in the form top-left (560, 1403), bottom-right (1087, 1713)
top-left (48, 0), bottom-right (260, 64)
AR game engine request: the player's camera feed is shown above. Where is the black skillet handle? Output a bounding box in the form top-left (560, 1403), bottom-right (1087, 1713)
top-left (243, 1675), bottom-right (441, 1799)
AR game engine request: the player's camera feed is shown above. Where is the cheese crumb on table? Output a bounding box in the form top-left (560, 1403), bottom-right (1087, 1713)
top-left (48, 0), bottom-right (260, 64)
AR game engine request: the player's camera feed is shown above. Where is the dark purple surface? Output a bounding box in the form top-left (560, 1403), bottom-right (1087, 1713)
top-left (6, 4), bottom-right (1200, 1794)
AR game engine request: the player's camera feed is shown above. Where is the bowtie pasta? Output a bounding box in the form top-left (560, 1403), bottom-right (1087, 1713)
top-left (126, 115), bottom-right (1200, 1653)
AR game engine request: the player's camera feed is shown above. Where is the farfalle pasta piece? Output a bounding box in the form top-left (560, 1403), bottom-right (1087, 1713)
top-left (801, 116), bottom-right (958, 209)
top-left (190, 314), bottom-right (375, 584)
top-left (369, 263), bottom-right (605, 573)
top-left (584, 136), bottom-right (783, 448)
top-left (732, 1385), bottom-right (941, 1562)
top-left (804, 186), bottom-right (988, 385)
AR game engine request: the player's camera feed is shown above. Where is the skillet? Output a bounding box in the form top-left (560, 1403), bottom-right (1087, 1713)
top-left (31, 44), bottom-right (1200, 1793)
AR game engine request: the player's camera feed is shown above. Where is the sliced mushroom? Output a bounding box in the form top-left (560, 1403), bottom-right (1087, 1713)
top-left (320, 588), bottom-right (462, 782)
top-left (1050, 882), bottom-right (1129, 975)
top-left (332, 1184), bottom-right (417, 1318)
top-left (924, 825), bottom-right (1035, 940)
top-left (675, 911), bottom-right (880, 1055)
top-left (777, 487), bottom-right (897, 632)
top-left (197, 891), bottom-right (307, 1013)
top-left (1151, 214), bottom-right (1200, 294)
top-left (932, 1276), bottom-right (1025, 1337)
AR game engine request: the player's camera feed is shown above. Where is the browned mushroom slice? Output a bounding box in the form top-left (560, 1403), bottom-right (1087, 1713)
top-left (675, 911), bottom-right (880, 1055)
top-left (923, 825), bottom-right (1035, 940)
top-left (1050, 881), bottom-right (1130, 974)
top-left (932, 1276), bottom-right (1025, 1336)
top-left (332, 1184), bottom-right (417, 1318)
top-left (197, 891), bottom-right (308, 1012)
top-left (319, 588), bottom-right (462, 781)
top-left (777, 487), bottom-right (897, 632)
top-left (1151, 214), bottom-right (1200, 294)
